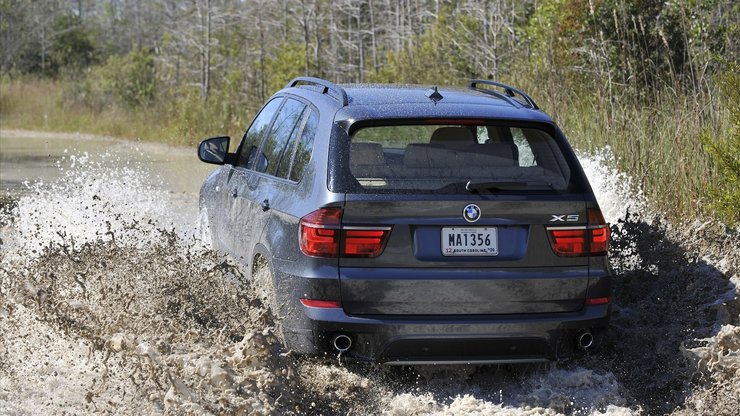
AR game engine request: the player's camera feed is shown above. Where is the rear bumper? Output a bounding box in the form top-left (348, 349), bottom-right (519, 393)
top-left (283, 303), bottom-right (610, 364)
top-left (272, 256), bottom-right (611, 364)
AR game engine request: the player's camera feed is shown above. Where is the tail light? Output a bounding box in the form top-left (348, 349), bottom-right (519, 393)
top-left (547, 208), bottom-right (610, 256)
top-left (299, 208), bottom-right (392, 258)
top-left (300, 208), bottom-right (342, 257)
top-left (342, 227), bottom-right (391, 257)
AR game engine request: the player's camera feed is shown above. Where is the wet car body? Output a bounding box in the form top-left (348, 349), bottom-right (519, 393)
top-left (198, 78), bottom-right (611, 364)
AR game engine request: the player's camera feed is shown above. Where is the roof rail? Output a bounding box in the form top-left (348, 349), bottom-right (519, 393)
top-left (285, 77), bottom-right (348, 106)
top-left (468, 79), bottom-right (539, 110)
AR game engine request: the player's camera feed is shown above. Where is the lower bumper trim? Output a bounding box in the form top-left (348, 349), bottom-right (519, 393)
top-left (383, 358), bottom-right (551, 366)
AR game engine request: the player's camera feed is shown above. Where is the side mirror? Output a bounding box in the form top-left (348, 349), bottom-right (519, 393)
top-left (198, 136), bottom-right (231, 165)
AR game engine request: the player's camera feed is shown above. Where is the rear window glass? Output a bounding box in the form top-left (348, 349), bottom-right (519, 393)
top-left (349, 123), bottom-right (574, 193)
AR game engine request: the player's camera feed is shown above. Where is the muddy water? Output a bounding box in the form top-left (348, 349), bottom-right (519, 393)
top-left (0, 132), bottom-right (738, 415)
top-left (0, 130), bottom-right (213, 223)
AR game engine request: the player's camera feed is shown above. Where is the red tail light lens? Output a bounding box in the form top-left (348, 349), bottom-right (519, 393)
top-left (590, 226), bottom-right (609, 254)
top-left (587, 207), bottom-right (610, 256)
top-left (547, 208), bottom-right (610, 256)
top-left (300, 208), bottom-right (342, 257)
top-left (585, 297), bottom-right (610, 306)
top-left (299, 208), bottom-right (392, 258)
top-left (549, 229), bottom-right (588, 255)
top-left (342, 228), bottom-right (391, 257)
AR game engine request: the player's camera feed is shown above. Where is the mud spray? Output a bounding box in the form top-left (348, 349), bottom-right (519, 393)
top-left (0, 148), bottom-right (738, 415)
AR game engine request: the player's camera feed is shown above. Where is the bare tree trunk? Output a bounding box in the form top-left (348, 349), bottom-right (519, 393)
top-left (197, 0), bottom-right (212, 102)
top-left (313, 1), bottom-right (322, 76)
top-left (40, 24), bottom-right (46, 73)
top-left (346, 7), bottom-right (353, 80)
top-left (259, 8), bottom-right (266, 101)
top-left (31, 0), bottom-right (60, 75)
top-left (394, 0), bottom-right (401, 51)
top-left (356, 2), bottom-right (363, 82)
top-left (329, 1), bottom-right (338, 81)
top-left (301, 0), bottom-right (310, 75)
top-left (205, 0), bottom-right (210, 102)
top-left (369, 0), bottom-right (378, 74)
top-left (135, 0), bottom-right (146, 48)
top-left (491, 0), bottom-right (499, 79)
top-left (283, 0), bottom-right (289, 39)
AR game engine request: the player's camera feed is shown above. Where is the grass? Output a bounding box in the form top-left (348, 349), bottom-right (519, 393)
top-left (546, 88), bottom-right (728, 220)
top-left (0, 77), bottom-right (733, 224)
top-left (504, 71), bottom-right (731, 221)
top-left (0, 79), bottom-right (208, 146)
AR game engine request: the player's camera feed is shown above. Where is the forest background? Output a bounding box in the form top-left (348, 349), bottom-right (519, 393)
top-left (0, 0), bottom-right (738, 224)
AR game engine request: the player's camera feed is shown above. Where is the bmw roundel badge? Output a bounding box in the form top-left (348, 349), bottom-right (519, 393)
top-left (463, 204), bottom-right (481, 223)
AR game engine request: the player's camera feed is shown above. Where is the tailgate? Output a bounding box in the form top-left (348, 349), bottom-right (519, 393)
top-left (338, 197), bottom-right (589, 315)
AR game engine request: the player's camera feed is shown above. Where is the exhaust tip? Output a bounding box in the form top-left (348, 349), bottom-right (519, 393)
top-left (577, 330), bottom-right (594, 351)
top-left (332, 334), bottom-right (352, 353)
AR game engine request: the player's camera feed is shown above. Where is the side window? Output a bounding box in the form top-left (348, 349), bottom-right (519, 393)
top-left (257, 98), bottom-right (306, 175)
top-left (275, 111), bottom-right (308, 178)
top-left (236, 98), bottom-right (283, 168)
top-left (289, 109), bottom-right (318, 182)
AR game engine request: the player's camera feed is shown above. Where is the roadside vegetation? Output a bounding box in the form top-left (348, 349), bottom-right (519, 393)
top-left (0, 0), bottom-right (737, 224)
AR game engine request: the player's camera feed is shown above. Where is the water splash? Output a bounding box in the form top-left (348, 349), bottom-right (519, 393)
top-left (577, 147), bottom-right (645, 225)
top-left (1, 150), bottom-right (205, 260)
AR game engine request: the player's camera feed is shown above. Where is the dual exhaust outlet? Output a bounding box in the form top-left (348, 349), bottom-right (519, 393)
top-left (332, 331), bottom-right (594, 354)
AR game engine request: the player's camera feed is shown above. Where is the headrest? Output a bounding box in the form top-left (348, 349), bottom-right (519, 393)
top-left (430, 127), bottom-right (475, 148)
top-left (350, 142), bottom-right (384, 165)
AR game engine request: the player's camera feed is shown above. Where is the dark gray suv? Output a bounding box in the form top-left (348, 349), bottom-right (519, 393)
top-left (197, 77), bottom-right (611, 364)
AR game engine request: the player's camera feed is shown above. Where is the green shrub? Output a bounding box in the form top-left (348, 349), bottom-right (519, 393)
top-left (702, 65), bottom-right (740, 225)
top-left (49, 13), bottom-right (98, 76)
top-left (265, 43), bottom-right (307, 94)
top-left (60, 47), bottom-right (156, 111)
top-left (103, 47), bottom-right (157, 107)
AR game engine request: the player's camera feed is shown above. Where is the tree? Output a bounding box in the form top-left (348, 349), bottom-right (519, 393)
top-left (51, 12), bottom-right (97, 74)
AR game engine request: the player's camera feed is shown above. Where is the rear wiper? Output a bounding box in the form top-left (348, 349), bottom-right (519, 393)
top-left (465, 180), bottom-right (528, 192)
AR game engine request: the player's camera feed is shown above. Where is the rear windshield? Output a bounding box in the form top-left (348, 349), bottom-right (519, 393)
top-left (348, 123), bottom-right (576, 194)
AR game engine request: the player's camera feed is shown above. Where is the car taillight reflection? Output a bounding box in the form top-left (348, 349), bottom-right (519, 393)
top-left (300, 208), bottom-right (391, 258)
top-left (547, 208), bottom-right (610, 256)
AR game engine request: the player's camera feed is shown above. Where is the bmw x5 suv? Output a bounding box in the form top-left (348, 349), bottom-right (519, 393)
top-left (197, 77), bottom-right (611, 364)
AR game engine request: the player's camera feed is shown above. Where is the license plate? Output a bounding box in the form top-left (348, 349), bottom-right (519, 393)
top-left (441, 227), bottom-right (498, 256)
